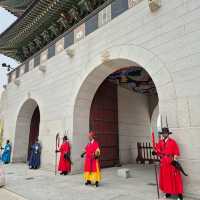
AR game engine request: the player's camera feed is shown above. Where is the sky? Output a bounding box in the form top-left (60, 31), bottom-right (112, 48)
top-left (0, 7), bottom-right (18, 87)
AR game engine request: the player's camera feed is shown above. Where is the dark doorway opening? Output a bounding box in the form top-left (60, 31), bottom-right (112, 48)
top-left (27, 106), bottom-right (40, 161)
top-left (89, 66), bottom-right (158, 168)
top-left (90, 80), bottom-right (119, 168)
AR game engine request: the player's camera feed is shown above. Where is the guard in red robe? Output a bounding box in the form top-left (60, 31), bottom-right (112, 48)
top-left (155, 128), bottom-right (184, 200)
top-left (57, 136), bottom-right (71, 175)
top-left (81, 131), bottom-right (101, 187)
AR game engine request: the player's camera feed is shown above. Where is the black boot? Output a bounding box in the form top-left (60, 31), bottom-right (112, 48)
top-left (165, 193), bottom-right (171, 198)
top-left (63, 172), bottom-right (68, 175)
top-left (60, 172), bottom-right (64, 175)
top-left (85, 180), bottom-right (91, 185)
top-left (95, 181), bottom-right (99, 187)
top-left (178, 194), bottom-right (183, 200)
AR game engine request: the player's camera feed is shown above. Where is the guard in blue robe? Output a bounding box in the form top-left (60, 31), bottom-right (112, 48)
top-left (1, 140), bottom-right (11, 164)
top-left (29, 140), bottom-right (41, 169)
top-left (0, 147), bottom-right (2, 162)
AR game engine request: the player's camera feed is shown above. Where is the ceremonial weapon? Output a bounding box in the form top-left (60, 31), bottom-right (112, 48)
top-left (64, 152), bottom-right (73, 165)
top-left (151, 129), bottom-right (160, 199)
top-left (55, 133), bottom-right (60, 175)
top-left (154, 163), bottom-right (160, 199)
top-left (171, 160), bottom-right (188, 176)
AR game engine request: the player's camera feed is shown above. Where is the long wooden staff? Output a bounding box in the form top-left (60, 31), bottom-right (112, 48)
top-left (154, 163), bottom-right (160, 199)
top-left (55, 133), bottom-right (60, 175)
top-left (151, 129), bottom-right (160, 199)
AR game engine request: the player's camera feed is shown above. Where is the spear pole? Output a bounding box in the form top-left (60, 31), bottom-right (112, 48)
top-left (154, 163), bottom-right (160, 199)
top-left (55, 133), bottom-right (60, 175)
top-left (151, 128), bottom-right (160, 199)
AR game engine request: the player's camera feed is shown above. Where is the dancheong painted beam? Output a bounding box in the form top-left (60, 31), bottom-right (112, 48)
top-left (0, 0), bottom-right (107, 62)
top-left (7, 0), bottom-right (142, 84)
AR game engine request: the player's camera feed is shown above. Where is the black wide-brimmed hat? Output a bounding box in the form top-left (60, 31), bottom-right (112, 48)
top-left (159, 115), bottom-right (172, 134)
top-left (159, 127), bottom-right (172, 135)
top-left (63, 135), bottom-right (68, 140)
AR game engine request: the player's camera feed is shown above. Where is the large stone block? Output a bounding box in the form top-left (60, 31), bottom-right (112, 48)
top-left (117, 168), bottom-right (131, 178)
top-left (176, 98), bottom-right (190, 128)
top-left (188, 96), bottom-right (200, 127)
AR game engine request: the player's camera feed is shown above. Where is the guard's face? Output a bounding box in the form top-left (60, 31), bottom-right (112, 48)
top-left (88, 135), bottom-right (93, 141)
top-left (162, 132), bottom-right (169, 139)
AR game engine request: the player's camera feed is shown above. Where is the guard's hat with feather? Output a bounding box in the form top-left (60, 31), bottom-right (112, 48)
top-left (159, 115), bottom-right (172, 134)
top-left (160, 127), bottom-right (172, 134)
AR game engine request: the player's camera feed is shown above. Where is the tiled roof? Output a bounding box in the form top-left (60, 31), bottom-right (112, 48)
top-left (0, 0), bottom-right (108, 61)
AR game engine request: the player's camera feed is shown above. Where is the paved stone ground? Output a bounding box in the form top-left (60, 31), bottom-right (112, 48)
top-left (0, 164), bottom-right (196, 200)
top-left (0, 188), bottom-right (27, 200)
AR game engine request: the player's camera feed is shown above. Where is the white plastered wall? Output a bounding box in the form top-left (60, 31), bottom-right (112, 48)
top-left (118, 87), bottom-right (151, 164)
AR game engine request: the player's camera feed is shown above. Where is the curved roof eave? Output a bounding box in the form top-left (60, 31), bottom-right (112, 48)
top-left (0, 0), bottom-right (39, 39)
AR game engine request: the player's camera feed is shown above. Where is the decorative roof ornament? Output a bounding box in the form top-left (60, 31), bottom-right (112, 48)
top-left (57, 14), bottom-right (70, 29)
top-left (22, 47), bottom-right (29, 58)
top-left (34, 36), bottom-right (43, 49)
top-left (28, 42), bottom-right (37, 54)
top-left (68, 8), bottom-right (80, 22)
top-left (49, 24), bottom-right (60, 37)
top-left (41, 30), bottom-right (51, 43)
top-left (78, 0), bottom-right (93, 15)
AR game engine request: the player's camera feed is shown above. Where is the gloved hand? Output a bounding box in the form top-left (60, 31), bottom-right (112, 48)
top-left (55, 150), bottom-right (59, 153)
top-left (81, 152), bottom-right (86, 158)
top-left (94, 155), bottom-right (99, 160)
top-left (152, 151), bottom-right (157, 156)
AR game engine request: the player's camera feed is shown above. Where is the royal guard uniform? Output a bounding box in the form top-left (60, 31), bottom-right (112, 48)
top-left (1, 140), bottom-right (11, 164)
top-left (29, 139), bottom-right (41, 169)
top-left (57, 136), bottom-right (71, 175)
top-left (154, 127), bottom-right (184, 200)
top-left (81, 131), bottom-right (101, 187)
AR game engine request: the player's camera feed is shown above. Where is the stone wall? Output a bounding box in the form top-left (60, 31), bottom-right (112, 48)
top-left (118, 86), bottom-right (151, 164)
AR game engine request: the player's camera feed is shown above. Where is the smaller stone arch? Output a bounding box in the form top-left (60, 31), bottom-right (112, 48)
top-left (12, 98), bottom-right (40, 163)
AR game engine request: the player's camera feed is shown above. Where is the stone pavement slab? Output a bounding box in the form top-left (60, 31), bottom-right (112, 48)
top-left (0, 188), bottom-right (27, 200)
top-left (1, 164), bottom-right (197, 200)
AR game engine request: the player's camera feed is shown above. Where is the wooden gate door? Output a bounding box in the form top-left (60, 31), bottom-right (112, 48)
top-left (90, 79), bottom-right (119, 168)
top-left (27, 106), bottom-right (40, 161)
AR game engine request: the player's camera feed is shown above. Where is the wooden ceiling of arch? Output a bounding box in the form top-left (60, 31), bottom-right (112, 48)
top-left (107, 67), bottom-right (157, 95)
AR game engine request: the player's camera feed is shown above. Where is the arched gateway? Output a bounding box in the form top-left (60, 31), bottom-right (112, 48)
top-left (12, 99), bottom-right (40, 163)
top-left (72, 45), bottom-right (176, 172)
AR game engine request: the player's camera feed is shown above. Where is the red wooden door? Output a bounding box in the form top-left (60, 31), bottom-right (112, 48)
top-left (27, 106), bottom-right (40, 161)
top-left (90, 79), bottom-right (119, 168)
